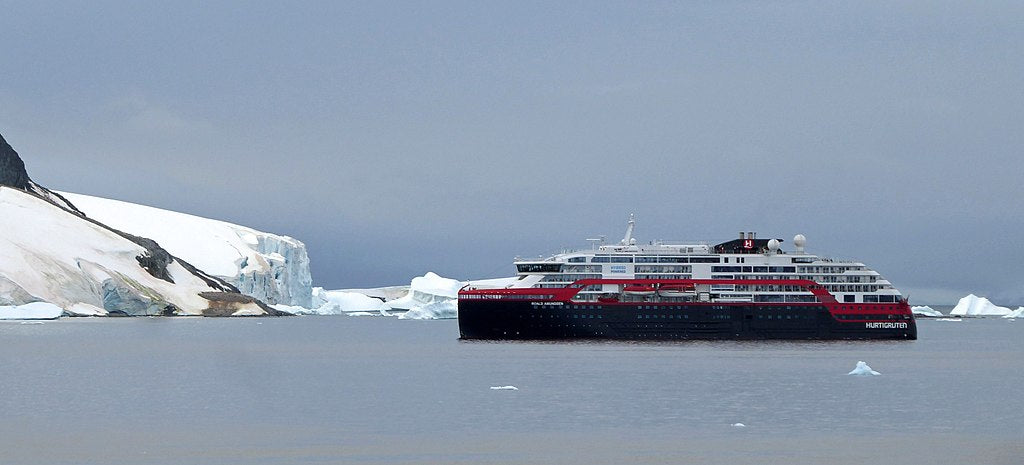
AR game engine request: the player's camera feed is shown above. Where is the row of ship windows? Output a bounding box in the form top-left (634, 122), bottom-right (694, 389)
top-left (460, 294), bottom-right (555, 300)
top-left (562, 258), bottom-right (868, 272)
top-left (552, 305), bottom-right (820, 311)
top-left (727, 284), bottom-right (887, 293)
top-left (834, 314), bottom-right (909, 320)
top-left (712, 266), bottom-right (796, 273)
top-left (580, 256), bottom-right (721, 264)
top-left (541, 274), bottom-right (602, 282)
top-left (712, 274), bottom-right (878, 283)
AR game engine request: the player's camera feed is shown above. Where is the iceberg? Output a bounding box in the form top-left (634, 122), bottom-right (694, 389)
top-left (385, 272), bottom-right (464, 319)
top-left (949, 294), bottom-right (1013, 317)
top-left (911, 305), bottom-right (943, 317)
top-left (296, 273), bottom-right (506, 318)
top-left (59, 192), bottom-right (313, 308)
top-left (1003, 307), bottom-right (1024, 319)
top-left (275, 288), bottom-right (386, 315)
top-left (848, 361), bottom-right (881, 376)
top-left (398, 300), bottom-right (459, 320)
top-left (0, 302), bottom-right (64, 320)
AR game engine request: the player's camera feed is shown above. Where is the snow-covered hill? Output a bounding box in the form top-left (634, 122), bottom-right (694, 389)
top-left (0, 186), bottom-right (280, 316)
top-left (59, 192), bottom-right (313, 307)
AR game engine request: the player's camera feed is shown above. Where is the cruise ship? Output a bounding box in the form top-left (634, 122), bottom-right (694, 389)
top-left (458, 216), bottom-right (916, 340)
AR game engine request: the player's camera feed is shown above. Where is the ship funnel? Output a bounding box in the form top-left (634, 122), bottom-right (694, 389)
top-left (739, 231), bottom-right (745, 239)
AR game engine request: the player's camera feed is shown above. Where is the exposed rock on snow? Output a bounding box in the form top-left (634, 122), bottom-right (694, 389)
top-left (0, 134), bottom-right (82, 213)
top-left (949, 294), bottom-right (1013, 316)
top-left (911, 305), bottom-right (943, 317)
top-left (0, 133), bottom-right (280, 317)
top-left (848, 361), bottom-right (881, 376)
top-left (0, 302), bottom-right (64, 320)
top-left (60, 192), bottom-right (313, 308)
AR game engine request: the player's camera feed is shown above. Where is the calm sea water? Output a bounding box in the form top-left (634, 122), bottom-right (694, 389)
top-left (2, 314), bottom-right (1022, 465)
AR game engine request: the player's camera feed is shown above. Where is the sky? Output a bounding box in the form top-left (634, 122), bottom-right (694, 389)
top-left (2, 1), bottom-right (1022, 305)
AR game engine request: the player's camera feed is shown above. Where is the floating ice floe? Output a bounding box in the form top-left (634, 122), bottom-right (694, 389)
top-left (911, 306), bottom-right (943, 317)
top-left (936, 318), bottom-right (962, 322)
top-left (848, 361), bottom-right (881, 376)
top-left (490, 386), bottom-right (519, 391)
top-left (731, 423), bottom-right (746, 428)
top-left (0, 302), bottom-right (64, 320)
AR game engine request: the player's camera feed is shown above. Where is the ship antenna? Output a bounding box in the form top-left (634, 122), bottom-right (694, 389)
top-left (619, 213), bottom-right (636, 246)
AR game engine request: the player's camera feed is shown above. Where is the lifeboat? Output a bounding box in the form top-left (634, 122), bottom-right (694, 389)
top-left (597, 294), bottom-right (620, 303)
top-left (622, 284), bottom-right (656, 296)
top-left (658, 284), bottom-right (696, 298)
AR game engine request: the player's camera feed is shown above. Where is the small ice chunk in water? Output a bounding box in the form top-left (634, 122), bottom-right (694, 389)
top-left (490, 386), bottom-right (519, 390)
top-left (732, 423), bottom-right (746, 428)
top-left (848, 361), bottom-right (881, 376)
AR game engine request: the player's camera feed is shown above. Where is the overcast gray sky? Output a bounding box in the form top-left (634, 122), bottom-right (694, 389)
top-left (2, 1), bottom-right (1022, 304)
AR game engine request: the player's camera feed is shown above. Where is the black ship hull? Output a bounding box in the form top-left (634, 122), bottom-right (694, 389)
top-left (458, 300), bottom-right (917, 341)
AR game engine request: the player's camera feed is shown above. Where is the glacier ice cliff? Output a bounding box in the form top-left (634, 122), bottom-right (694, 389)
top-left (60, 192), bottom-right (313, 308)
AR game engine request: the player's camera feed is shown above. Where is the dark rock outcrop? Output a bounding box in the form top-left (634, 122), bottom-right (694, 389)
top-left (199, 291), bottom-right (289, 316)
top-left (0, 133), bottom-right (33, 190)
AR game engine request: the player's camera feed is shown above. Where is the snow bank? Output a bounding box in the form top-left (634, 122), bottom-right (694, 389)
top-left (912, 306), bottom-right (943, 317)
top-left (385, 272), bottom-right (465, 320)
top-left (0, 302), bottom-right (64, 320)
top-left (848, 361), bottom-right (880, 376)
top-left (949, 294), bottom-right (1013, 316)
top-left (66, 303), bottom-right (108, 317)
top-left (0, 187), bottom-right (232, 315)
top-left (60, 192), bottom-right (313, 307)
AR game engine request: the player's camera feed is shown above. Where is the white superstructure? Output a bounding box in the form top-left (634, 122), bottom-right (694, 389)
top-left (506, 216), bottom-right (903, 305)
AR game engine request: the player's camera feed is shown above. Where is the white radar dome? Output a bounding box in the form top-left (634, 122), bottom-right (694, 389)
top-left (794, 234), bottom-right (806, 248)
top-left (767, 239), bottom-right (780, 252)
